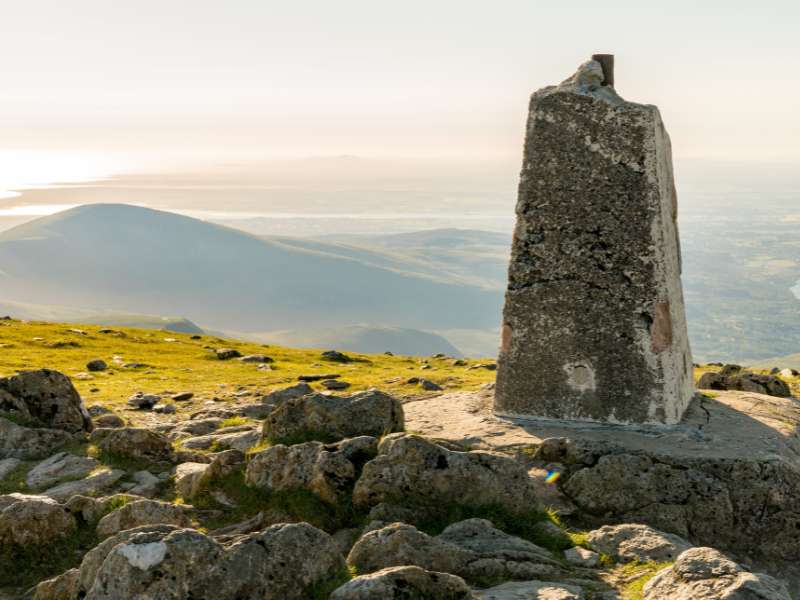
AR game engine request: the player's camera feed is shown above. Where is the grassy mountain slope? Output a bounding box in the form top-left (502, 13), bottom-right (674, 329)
top-left (252, 325), bottom-right (464, 357)
top-left (0, 299), bottom-right (203, 333)
top-left (0, 319), bottom-right (494, 419)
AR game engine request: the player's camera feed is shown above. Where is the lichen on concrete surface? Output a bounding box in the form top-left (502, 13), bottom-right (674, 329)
top-left (495, 58), bottom-right (695, 425)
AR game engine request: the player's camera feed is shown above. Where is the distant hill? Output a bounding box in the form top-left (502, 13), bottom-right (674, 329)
top-left (749, 353), bottom-right (800, 370)
top-left (0, 299), bottom-right (203, 334)
top-left (0, 204), bottom-right (501, 333)
top-left (252, 325), bottom-right (464, 357)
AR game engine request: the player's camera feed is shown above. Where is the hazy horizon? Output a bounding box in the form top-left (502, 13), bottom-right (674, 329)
top-left (2, 0), bottom-right (800, 192)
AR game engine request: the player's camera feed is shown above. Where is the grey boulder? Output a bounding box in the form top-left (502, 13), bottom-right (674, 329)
top-left (0, 369), bottom-right (92, 432)
top-left (0, 493), bottom-right (76, 547)
top-left (330, 566), bottom-right (474, 600)
top-left (96, 499), bottom-right (193, 538)
top-left (586, 523), bottom-right (692, 563)
top-left (643, 547), bottom-right (791, 599)
top-left (67, 522), bottom-right (344, 600)
top-left (247, 436), bottom-right (376, 504)
top-left (262, 389), bottom-right (403, 443)
top-left (353, 434), bottom-right (538, 517)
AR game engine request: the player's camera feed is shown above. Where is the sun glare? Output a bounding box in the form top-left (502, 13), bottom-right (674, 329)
top-left (0, 149), bottom-right (118, 198)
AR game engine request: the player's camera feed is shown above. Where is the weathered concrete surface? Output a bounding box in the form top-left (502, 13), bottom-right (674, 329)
top-left (496, 59), bottom-right (694, 425)
top-left (406, 390), bottom-right (800, 579)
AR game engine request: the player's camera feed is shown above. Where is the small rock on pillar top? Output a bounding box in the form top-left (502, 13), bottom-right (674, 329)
top-left (494, 56), bottom-right (695, 425)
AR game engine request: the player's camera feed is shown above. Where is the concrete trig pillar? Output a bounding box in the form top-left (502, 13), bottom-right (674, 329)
top-left (495, 55), bottom-right (695, 425)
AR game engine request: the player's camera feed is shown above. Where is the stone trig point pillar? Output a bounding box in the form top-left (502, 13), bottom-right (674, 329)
top-left (495, 55), bottom-right (695, 425)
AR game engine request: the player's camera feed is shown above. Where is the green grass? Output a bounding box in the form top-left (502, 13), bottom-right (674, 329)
top-left (614, 561), bottom-right (672, 600)
top-left (186, 470), bottom-right (368, 533)
top-left (219, 416), bottom-right (249, 428)
top-left (0, 319), bottom-right (496, 426)
top-left (0, 461), bottom-right (32, 494)
top-left (0, 521), bottom-right (98, 589)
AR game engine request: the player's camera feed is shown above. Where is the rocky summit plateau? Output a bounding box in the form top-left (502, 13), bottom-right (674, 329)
top-left (1, 317), bottom-right (799, 599)
top-left (3, 57), bottom-right (800, 600)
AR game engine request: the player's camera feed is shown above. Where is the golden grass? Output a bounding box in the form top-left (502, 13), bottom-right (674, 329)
top-left (0, 318), bottom-right (496, 422)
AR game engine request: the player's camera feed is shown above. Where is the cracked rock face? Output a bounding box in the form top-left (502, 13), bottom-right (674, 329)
top-left (353, 434), bottom-right (538, 517)
top-left (246, 436), bottom-right (376, 504)
top-left (91, 427), bottom-right (174, 462)
top-left (544, 436), bottom-right (800, 564)
top-left (262, 389), bottom-right (404, 444)
top-left (495, 59), bottom-right (694, 425)
top-left (347, 519), bottom-right (561, 585)
top-left (43, 522), bottom-right (345, 600)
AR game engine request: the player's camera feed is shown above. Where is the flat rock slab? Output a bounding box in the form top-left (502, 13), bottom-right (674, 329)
top-left (405, 389), bottom-right (800, 462)
top-left (406, 389), bottom-right (800, 578)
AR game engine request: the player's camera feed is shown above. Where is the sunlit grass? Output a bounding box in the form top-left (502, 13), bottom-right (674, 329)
top-left (0, 318), bottom-right (496, 424)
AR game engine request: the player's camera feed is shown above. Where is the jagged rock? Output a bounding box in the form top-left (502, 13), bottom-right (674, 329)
top-left (353, 434), bottom-right (538, 516)
top-left (93, 413), bottom-right (125, 428)
top-left (347, 522), bottom-right (474, 576)
top-left (348, 519), bottom-right (561, 583)
top-left (698, 369), bottom-right (791, 397)
top-left (247, 437), bottom-right (376, 504)
top-left (474, 581), bottom-right (585, 599)
top-left (33, 568), bottom-right (79, 600)
top-left (86, 359), bottom-right (108, 372)
top-left (215, 348), bottom-right (241, 360)
top-left (438, 519), bottom-right (560, 581)
top-left (405, 390), bottom-right (800, 574)
top-left (643, 547), bottom-right (791, 599)
top-left (563, 547), bottom-right (599, 568)
top-left (0, 417), bottom-right (77, 460)
top-left (68, 522), bottom-right (344, 600)
top-left (263, 389), bottom-right (403, 443)
top-left (330, 566), bottom-right (474, 600)
top-left (91, 427), bottom-right (174, 462)
top-left (240, 354), bottom-right (273, 363)
top-left (0, 369), bottom-right (91, 432)
top-left (96, 499), bottom-right (193, 538)
top-left (126, 392), bottom-right (161, 409)
top-left (0, 493), bottom-right (76, 547)
top-left (586, 523), bottom-right (692, 562)
top-left (26, 452), bottom-right (100, 490)
top-left (43, 467), bottom-right (126, 502)
top-left (0, 457), bottom-right (21, 480)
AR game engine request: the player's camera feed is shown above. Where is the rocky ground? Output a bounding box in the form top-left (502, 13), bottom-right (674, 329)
top-left (1, 323), bottom-right (798, 598)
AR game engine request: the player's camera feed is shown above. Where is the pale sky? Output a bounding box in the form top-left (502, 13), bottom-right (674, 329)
top-left (1, 0), bottom-right (799, 178)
